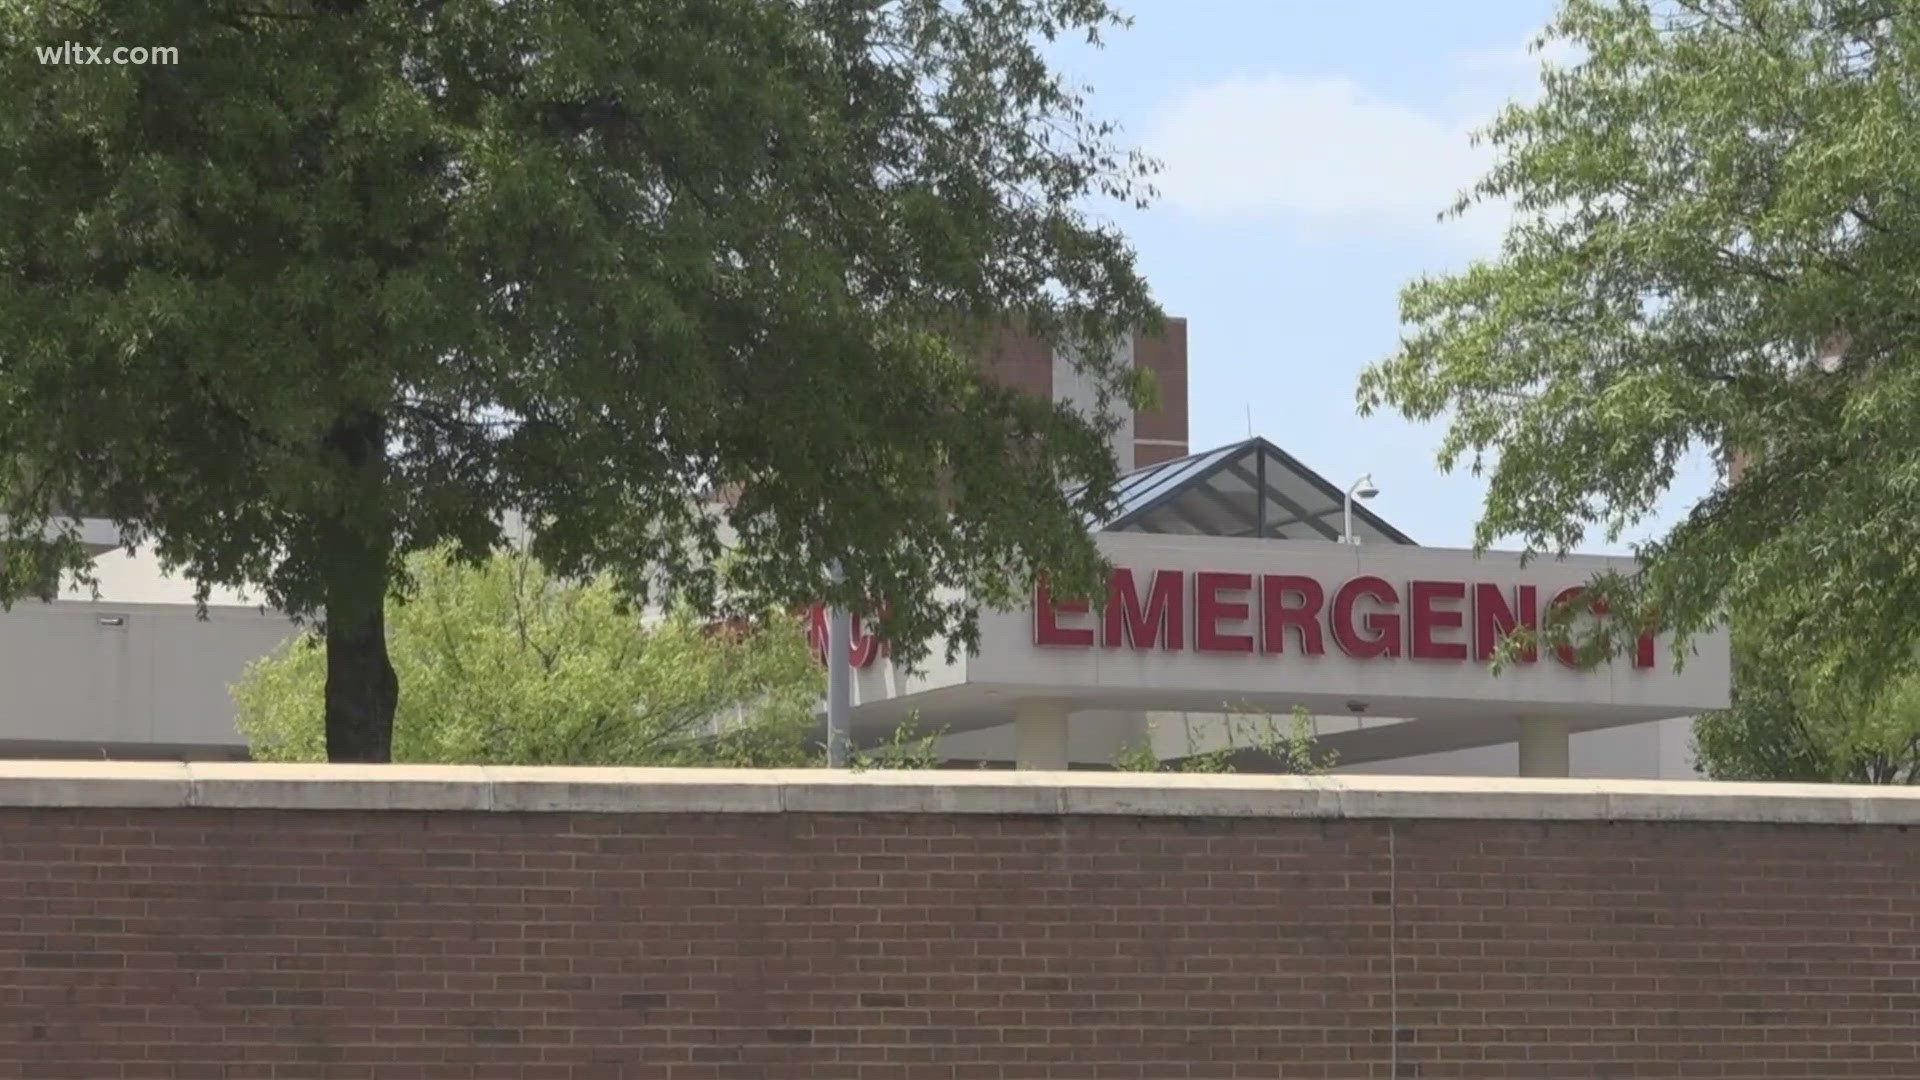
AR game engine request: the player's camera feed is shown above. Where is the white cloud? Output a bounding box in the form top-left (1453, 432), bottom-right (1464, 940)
top-left (1452, 36), bottom-right (1584, 83)
top-left (1149, 76), bottom-right (1490, 235)
top-left (1145, 40), bottom-right (1571, 250)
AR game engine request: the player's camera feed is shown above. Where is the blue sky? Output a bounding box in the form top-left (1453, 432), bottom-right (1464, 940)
top-left (1050, 0), bottom-right (1716, 554)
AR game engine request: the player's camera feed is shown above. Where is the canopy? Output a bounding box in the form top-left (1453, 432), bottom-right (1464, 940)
top-left (1095, 437), bottom-right (1415, 545)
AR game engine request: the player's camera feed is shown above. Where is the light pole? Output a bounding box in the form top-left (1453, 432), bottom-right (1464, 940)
top-left (1341, 474), bottom-right (1379, 545)
top-left (826, 562), bottom-right (850, 768)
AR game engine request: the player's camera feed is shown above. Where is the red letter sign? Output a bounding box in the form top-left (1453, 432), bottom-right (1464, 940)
top-left (1104, 568), bottom-right (1185, 650)
top-left (1261, 574), bottom-right (1325, 655)
top-left (1549, 586), bottom-right (1592, 668)
top-left (1194, 571), bottom-right (1255, 653)
top-left (806, 607), bottom-right (882, 668)
top-left (1548, 586), bottom-right (1657, 669)
top-left (1409, 580), bottom-right (1468, 661)
top-left (1033, 578), bottom-right (1094, 647)
top-left (1332, 576), bottom-right (1402, 658)
top-left (1473, 584), bottom-right (1538, 663)
top-left (1634, 628), bottom-right (1656, 669)
top-left (1031, 567), bottom-right (1656, 669)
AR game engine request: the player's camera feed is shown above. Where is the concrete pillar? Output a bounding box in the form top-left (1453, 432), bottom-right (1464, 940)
top-left (1517, 716), bottom-right (1571, 778)
top-left (1014, 700), bottom-right (1071, 771)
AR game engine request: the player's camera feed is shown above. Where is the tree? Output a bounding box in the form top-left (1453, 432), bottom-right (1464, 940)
top-left (0, 0), bottom-right (1158, 761)
top-left (1358, 0), bottom-right (1920, 694)
top-left (237, 545), bottom-right (827, 766)
top-left (1694, 633), bottom-right (1920, 783)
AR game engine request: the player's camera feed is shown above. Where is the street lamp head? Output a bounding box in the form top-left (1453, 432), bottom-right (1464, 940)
top-left (1341, 474), bottom-right (1380, 546)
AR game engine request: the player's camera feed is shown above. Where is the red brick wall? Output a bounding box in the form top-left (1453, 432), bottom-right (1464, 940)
top-left (3, 808), bottom-right (1916, 1078)
top-left (979, 320), bottom-right (1191, 473)
top-left (980, 323), bottom-right (1055, 402)
top-left (1132, 318), bottom-right (1189, 463)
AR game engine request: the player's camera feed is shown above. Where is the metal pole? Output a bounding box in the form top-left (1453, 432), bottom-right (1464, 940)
top-left (1342, 475), bottom-right (1375, 546)
top-left (826, 562), bottom-right (851, 768)
top-left (1255, 447), bottom-right (1268, 539)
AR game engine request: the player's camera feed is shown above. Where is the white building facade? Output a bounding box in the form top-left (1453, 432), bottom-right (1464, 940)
top-left (836, 493), bottom-right (1728, 778)
top-left (0, 540), bottom-right (298, 759)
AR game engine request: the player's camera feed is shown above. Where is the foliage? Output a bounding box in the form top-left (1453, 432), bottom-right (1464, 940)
top-left (0, 0), bottom-right (1159, 759)
top-left (1113, 705), bottom-right (1336, 774)
top-left (847, 713), bottom-right (948, 771)
top-left (236, 546), bottom-right (824, 767)
top-left (1357, 0), bottom-right (1920, 693)
top-left (1695, 632), bottom-right (1920, 783)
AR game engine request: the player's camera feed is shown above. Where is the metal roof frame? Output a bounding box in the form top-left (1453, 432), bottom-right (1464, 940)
top-left (1096, 437), bottom-right (1416, 545)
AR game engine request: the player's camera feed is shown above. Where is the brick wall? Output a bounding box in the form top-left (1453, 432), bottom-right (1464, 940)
top-left (2, 788), bottom-right (1918, 1078)
top-left (979, 320), bottom-right (1190, 472)
top-left (1131, 319), bottom-right (1189, 466)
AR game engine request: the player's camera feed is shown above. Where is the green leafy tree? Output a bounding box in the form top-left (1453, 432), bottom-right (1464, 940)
top-left (1695, 634), bottom-right (1920, 783)
top-left (0, 0), bottom-right (1158, 760)
top-left (1358, 0), bottom-right (1920, 692)
top-left (236, 546), bottom-right (826, 766)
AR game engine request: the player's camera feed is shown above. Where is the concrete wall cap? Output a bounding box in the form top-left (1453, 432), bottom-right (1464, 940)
top-left (0, 760), bottom-right (193, 808)
top-left (0, 763), bottom-right (1915, 825)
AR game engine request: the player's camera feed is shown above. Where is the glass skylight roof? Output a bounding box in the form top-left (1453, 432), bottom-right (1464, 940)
top-left (1089, 437), bottom-right (1415, 545)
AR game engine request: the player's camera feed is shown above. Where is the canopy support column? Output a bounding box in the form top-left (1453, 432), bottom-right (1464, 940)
top-left (1014, 700), bottom-right (1071, 771)
top-left (1517, 717), bottom-right (1570, 778)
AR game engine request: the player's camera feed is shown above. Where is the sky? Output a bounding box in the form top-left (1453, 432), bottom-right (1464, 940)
top-left (1048, 0), bottom-right (1716, 554)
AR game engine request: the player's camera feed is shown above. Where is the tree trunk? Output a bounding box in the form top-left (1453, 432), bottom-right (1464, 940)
top-left (321, 411), bottom-right (398, 763)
